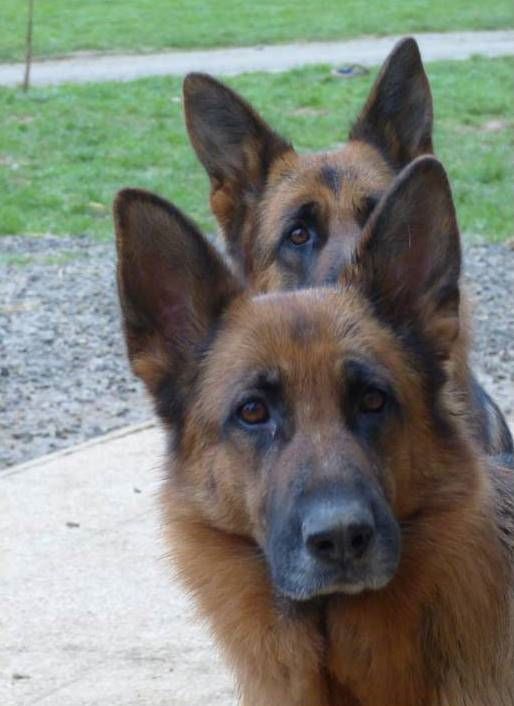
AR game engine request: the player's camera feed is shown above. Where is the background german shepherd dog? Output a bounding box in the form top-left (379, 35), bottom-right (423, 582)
top-left (183, 37), bottom-right (513, 460)
top-left (115, 156), bottom-right (514, 705)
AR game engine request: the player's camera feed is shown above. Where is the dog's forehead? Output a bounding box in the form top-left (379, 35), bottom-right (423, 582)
top-left (269, 143), bottom-right (393, 196)
top-left (212, 288), bottom-right (385, 379)
top-left (199, 289), bottom-right (410, 419)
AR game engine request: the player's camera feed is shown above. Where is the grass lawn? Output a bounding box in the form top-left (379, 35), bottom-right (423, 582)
top-left (1, 0), bottom-right (513, 62)
top-left (0, 56), bottom-right (512, 243)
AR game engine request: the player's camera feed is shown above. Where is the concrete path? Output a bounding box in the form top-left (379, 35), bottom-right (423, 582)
top-left (1, 30), bottom-right (513, 87)
top-left (1, 422), bottom-right (235, 706)
top-left (3, 416), bottom-right (513, 706)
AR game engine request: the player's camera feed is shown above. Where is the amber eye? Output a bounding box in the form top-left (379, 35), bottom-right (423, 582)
top-left (287, 224), bottom-right (310, 246)
top-left (237, 398), bottom-right (270, 426)
top-left (360, 388), bottom-right (386, 413)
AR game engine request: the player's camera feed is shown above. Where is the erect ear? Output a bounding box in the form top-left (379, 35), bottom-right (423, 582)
top-left (356, 156), bottom-right (461, 360)
top-left (183, 73), bottom-right (294, 255)
top-left (349, 38), bottom-right (433, 168)
top-left (114, 189), bottom-right (242, 422)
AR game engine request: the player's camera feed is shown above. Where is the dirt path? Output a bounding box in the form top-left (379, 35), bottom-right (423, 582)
top-left (1, 30), bottom-right (513, 87)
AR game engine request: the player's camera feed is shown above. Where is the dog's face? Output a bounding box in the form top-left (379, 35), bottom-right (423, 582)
top-left (248, 144), bottom-right (394, 292)
top-left (184, 38), bottom-right (433, 290)
top-left (115, 157), bottom-right (462, 601)
top-left (197, 289), bottom-right (404, 599)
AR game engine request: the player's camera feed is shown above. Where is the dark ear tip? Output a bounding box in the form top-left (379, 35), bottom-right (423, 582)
top-left (401, 155), bottom-right (450, 189)
top-left (113, 187), bottom-right (162, 221)
top-left (386, 156), bottom-right (453, 216)
top-left (390, 36), bottom-right (422, 64)
top-left (364, 156), bottom-right (454, 241)
top-left (183, 72), bottom-right (222, 99)
top-left (113, 188), bottom-right (189, 244)
top-left (113, 188), bottom-right (148, 237)
top-left (114, 187), bottom-right (146, 210)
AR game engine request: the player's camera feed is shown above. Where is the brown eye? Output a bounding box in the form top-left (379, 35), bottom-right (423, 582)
top-left (360, 388), bottom-right (386, 413)
top-left (237, 399), bottom-right (270, 425)
top-left (288, 224), bottom-right (310, 246)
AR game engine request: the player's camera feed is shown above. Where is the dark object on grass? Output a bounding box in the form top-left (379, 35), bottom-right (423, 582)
top-left (331, 64), bottom-right (369, 78)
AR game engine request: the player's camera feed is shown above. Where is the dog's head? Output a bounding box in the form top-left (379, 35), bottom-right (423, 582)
top-left (184, 38), bottom-right (433, 291)
top-left (115, 157), bottom-right (466, 601)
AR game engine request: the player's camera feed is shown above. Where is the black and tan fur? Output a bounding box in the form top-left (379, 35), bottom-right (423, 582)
top-left (115, 156), bottom-right (514, 705)
top-left (183, 37), bottom-right (513, 458)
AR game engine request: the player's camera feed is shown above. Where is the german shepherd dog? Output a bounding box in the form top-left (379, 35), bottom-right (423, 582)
top-left (115, 157), bottom-right (514, 705)
top-left (183, 37), bottom-right (513, 459)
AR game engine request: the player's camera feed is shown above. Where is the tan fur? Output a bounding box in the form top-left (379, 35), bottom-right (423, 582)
top-left (160, 290), bottom-right (513, 705)
top-left (164, 501), bottom-right (332, 706)
top-left (252, 144), bottom-right (394, 291)
top-left (114, 163), bottom-right (514, 705)
top-left (183, 41), bottom-right (512, 459)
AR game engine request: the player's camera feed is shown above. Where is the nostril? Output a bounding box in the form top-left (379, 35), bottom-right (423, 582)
top-left (306, 532), bottom-right (338, 561)
top-left (347, 523), bottom-right (374, 559)
top-left (313, 537), bottom-right (335, 555)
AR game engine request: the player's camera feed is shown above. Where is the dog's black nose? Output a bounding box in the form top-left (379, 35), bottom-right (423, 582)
top-left (303, 503), bottom-right (375, 563)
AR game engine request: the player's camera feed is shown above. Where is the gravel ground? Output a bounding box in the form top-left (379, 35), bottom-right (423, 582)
top-left (0, 235), bottom-right (151, 469)
top-left (1, 234), bottom-right (513, 469)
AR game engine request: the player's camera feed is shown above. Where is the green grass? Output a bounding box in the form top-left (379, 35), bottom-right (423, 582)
top-left (0, 57), bottom-right (512, 242)
top-left (1, 0), bottom-right (513, 62)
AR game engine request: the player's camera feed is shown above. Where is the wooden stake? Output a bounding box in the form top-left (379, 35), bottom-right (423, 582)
top-left (22, 0), bottom-right (35, 91)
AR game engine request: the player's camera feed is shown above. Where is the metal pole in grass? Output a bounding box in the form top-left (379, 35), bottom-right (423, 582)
top-left (22, 0), bottom-right (35, 91)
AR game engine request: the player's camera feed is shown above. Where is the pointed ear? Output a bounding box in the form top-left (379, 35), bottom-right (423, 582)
top-left (114, 189), bottom-right (242, 415)
top-left (183, 73), bottom-right (294, 253)
top-left (357, 156), bottom-right (461, 359)
top-left (349, 38), bottom-right (433, 168)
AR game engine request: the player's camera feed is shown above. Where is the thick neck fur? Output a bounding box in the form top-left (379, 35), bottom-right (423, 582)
top-left (327, 432), bottom-right (513, 706)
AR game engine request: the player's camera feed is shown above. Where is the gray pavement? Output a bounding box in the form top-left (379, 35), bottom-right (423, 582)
top-left (1, 422), bottom-right (235, 706)
top-left (1, 30), bottom-right (513, 87)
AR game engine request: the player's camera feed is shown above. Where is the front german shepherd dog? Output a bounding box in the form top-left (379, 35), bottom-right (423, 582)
top-left (183, 37), bottom-right (513, 459)
top-left (115, 157), bottom-right (514, 705)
